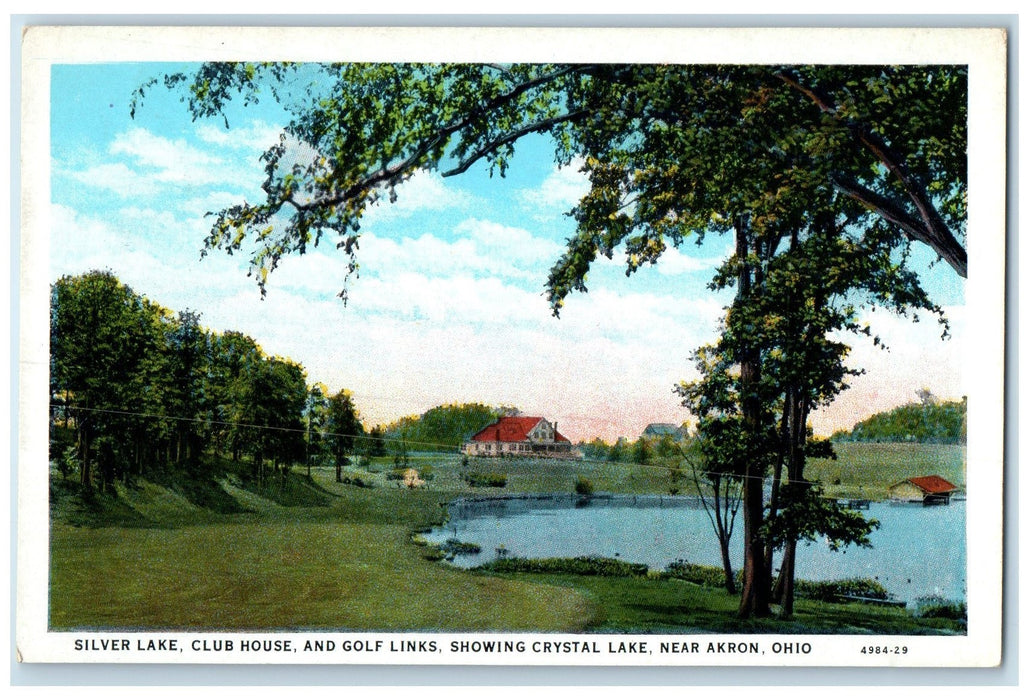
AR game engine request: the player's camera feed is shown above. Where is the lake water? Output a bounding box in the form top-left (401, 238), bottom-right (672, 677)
top-left (425, 494), bottom-right (966, 605)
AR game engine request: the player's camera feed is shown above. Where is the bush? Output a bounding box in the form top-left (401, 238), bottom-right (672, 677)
top-left (914, 596), bottom-right (967, 620)
top-left (341, 475), bottom-right (374, 489)
top-left (476, 556), bottom-right (648, 578)
top-left (58, 445), bottom-right (78, 480)
top-left (574, 476), bottom-right (594, 496)
top-left (794, 577), bottom-right (890, 602)
top-left (663, 560), bottom-right (737, 588)
top-left (463, 471), bottom-right (507, 488)
top-left (441, 539), bottom-right (481, 555)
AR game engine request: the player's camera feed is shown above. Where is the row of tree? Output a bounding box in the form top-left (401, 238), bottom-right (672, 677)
top-left (832, 393), bottom-right (967, 444)
top-left (50, 270), bottom-right (364, 492)
top-left (381, 403), bottom-right (519, 452)
top-left (577, 434), bottom-right (684, 465)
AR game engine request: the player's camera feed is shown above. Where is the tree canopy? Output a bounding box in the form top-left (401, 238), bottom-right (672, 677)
top-left (133, 62), bottom-right (967, 305)
top-left (50, 270), bottom-right (362, 492)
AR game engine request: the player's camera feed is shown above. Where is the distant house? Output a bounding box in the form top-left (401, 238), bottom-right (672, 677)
top-left (887, 475), bottom-right (960, 505)
top-left (641, 423), bottom-right (684, 440)
top-left (463, 416), bottom-right (579, 459)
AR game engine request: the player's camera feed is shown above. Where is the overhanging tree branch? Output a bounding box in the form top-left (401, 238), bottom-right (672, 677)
top-left (774, 68), bottom-right (967, 278)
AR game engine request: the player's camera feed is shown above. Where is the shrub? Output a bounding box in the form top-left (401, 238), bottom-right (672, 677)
top-left (341, 475), bottom-right (374, 489)
top-left (794, 577), bottom-right (890, 602)
top-left (663, 560), bottom-right (737, 588)
top-left (476, 556), bottom-right (648, 577)
top-left (58, 445), bottom-right (78, 480)
top-left (914, 596), bottom-right (967, 620)
top-left (463, 471), bottom-right (507, 488)
top-left (574, 476), bottom-right (594, 496)
top-left (441, 539), bottom-right (481, 555)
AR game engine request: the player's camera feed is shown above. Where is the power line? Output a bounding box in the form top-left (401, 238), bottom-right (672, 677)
top-left (50, 403), bottom-right (857, 491)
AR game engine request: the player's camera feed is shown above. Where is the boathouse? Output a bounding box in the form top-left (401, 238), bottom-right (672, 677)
top-left (887, 475), bottom-right (960, 505)
top-left (463, 416), bottom-right (579, 459)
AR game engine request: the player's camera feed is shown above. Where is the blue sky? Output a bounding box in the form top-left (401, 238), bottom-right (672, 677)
top-left (47, 62), bottom-right (967, 442)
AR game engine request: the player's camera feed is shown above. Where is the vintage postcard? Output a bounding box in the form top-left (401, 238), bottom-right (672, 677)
top-left (17, 25), bottom-right (1007, 668)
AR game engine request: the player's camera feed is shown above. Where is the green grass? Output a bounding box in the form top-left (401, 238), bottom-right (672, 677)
top-left (806, 442), bottom-right (966, 500)
top-left (49, 521), bottom-right (594, 631)
top-left (48, 443), bottom-right (967, 633)
top-left (497, 573), bottom-right (964, 635)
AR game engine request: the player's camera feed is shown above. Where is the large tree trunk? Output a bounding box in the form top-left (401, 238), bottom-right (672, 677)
top-left (773, 394), bottom-right (809, 616)
top-left (738, 468), bottom-right (771, 618)
top-left (774, 539), bottom-right (798, 615)
top-left (78, 420), bottom-right (92, 489)
top-left (734, 216), bottom-right (771, 619)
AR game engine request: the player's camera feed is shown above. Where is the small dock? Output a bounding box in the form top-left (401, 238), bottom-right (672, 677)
top-left (841, 498), bottom-right (871, 510)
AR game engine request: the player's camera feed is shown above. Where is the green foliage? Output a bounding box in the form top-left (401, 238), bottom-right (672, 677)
top-left (913, 595), bottom-right (967, 620)
top-left (477, 556), bottom-right (649, 578)
top-left (441, 539), bottom-right (482, 556)
top-left (578, 438), bottom-right (611, 461)
top-left (761, 485), bottom-right (879, 552)
top-left (629, 437), bottom-right (652, 465)
top-left (663, 560), bottom-right (891, 604)
top-left (793, 578), bottom-right (890, 603)
top-left (325, 389), bottom-right (364, 467)
top-left (340, 475), bottom-right (375, 489)
top-left (832, 397), bottom-right (967, 444)
top-left (663, 560), bottom-right (740, 588)
top-left (573, 475), bottom-right (594, 496)
top-left (49, 270), bottom-right (361, 500)
top-left (139, 63), bottom-right (968, 306)
top-left (382, 403), bottom-right (515, 452)
top-left (462, 471), bottom-right (507, 488)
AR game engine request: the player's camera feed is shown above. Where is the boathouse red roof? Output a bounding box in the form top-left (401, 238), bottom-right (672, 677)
top-left (468, 416), bottom-right (571, 444)
top-left (901, 475), bottom-right (959, 494)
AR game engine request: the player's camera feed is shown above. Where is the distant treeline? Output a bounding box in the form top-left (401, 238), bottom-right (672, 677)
top-left (831, 396), bottom-right (967, 444)
top-left (382, 403), bottom-right (520, 452)
top-left (577, 434), bottom-right (685, 465)
top-left (50, 270), bottom-right (364, 492)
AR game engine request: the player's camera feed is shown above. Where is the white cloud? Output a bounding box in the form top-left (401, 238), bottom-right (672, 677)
top-left (454, 218), bottom-right (565, 271)
top-left (67, 162), bottom-right (160, 197)
top-left (654, 245), bottom-right (724, 276)
top-left (195, 120), bottom-right (283, 150)
top-left (518, 159), bottom-right (589, 214)
top-left (109, 127), bottom-right (224, 184)
top-left (359, 170), bottom-right (473, 225)
top-left (354, 221), bottom-right (562, 286)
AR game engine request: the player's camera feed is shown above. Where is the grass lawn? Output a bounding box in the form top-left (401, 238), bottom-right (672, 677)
top-left (806, 443), bottom-right (966, 500)
top-left (49, 519), bottom-right (595, 631)
top-left (47, 442), bottom-right (966, 633)
top-left (490, 573), bottom-right (965, 635)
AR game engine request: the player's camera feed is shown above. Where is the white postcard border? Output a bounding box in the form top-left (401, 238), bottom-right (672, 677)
top-left (16, 24), bottom-right (1009, 668)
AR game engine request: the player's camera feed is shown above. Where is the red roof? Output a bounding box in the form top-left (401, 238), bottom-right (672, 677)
top-left (468, 416), bottom-right (571, 444)
top-left (904, 475), bottom-right (958, 494)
